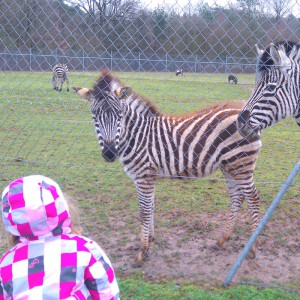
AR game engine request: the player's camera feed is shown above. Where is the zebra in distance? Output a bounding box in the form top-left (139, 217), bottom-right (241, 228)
top-left (74, 69), bottom-right (262, 266)
top-left (175, 69), bottom-right (183, 76)
top-left (228, 74), bottom-right (238, 84)
top-left (52, 63), bottom-right (70, 92)
top-left (237, 41), bottom-right (300, 137)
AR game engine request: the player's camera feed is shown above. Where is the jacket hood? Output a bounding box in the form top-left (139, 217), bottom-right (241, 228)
top-left (2, 175), bottom-right (71, 239)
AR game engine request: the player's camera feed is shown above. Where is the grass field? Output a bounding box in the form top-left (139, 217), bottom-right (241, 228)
top-left (0, 71), bottom-right (299, 298)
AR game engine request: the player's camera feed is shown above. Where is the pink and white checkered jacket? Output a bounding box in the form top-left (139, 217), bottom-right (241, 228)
top-left (0, 175), bottom-right (120, 299)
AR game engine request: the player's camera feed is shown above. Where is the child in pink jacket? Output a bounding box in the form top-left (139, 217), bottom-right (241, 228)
top-left (0, 175), bottom-right (120, 299)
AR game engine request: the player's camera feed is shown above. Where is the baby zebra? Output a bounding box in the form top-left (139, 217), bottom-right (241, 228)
top-left (228, 74), bottom-right (238, 84)
top-left (52, 63), bottom-right (70, 92)
top-left (74, 69), bottom-right (261, 266)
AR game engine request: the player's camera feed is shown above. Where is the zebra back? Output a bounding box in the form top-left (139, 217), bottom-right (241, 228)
top-left (53, 63), bottom-right (69, 79)
top-left (52, 63), bottom-right (69, 91)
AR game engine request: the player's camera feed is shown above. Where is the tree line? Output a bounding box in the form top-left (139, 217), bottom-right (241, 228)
top-left (1, 0), bottom-right (300, 60)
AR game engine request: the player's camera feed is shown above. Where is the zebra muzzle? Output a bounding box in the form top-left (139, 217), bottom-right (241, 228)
top-left (102, 143), bottom-right (118, 162)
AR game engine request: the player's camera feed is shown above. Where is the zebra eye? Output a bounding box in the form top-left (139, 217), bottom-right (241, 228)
top-left (263, 83), bottom-right (277, 95)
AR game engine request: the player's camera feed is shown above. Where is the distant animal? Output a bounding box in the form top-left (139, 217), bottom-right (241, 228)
top-left (74, 69), bottom-right (261, 266)
top-left (228, 74), bottom-right (238, 84)
top-left (52, 63), bottom-right (69, 92)
top-left (175, 69), bottom-right (183, 76)
top-left (238, 41), bottom-right (300, 137)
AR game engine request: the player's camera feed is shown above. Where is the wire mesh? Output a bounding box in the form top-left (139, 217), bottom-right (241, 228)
top-left (0, 0), bottom-right (299, 290)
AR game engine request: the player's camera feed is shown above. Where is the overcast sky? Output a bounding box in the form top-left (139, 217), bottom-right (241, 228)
top-left (142, 0), bottom-right (235, 10)
top-left (142, 0), bottom-right (300, 16)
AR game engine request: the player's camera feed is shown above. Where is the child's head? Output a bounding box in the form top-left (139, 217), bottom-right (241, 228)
top-left (1, 175), bottom-right (80, 245)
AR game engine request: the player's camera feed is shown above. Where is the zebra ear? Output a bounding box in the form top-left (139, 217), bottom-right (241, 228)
top-left (115, 87), bottom-right (132, 99)
top-left (73, 87), bottom-right (92, 102)
top-left (269, 43), bottom-right (291, 69)
top-left (255, 44), bottom-right (263, 57)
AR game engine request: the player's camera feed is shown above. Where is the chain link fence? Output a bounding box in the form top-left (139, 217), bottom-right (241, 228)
top-left (0, 0), bottom-right (299, 291)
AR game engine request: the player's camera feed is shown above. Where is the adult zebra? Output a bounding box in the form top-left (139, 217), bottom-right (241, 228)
top-left (237, 41), bottom-right (300, 137)
top-left (52, 63), bottom-right (70, 92)
top-left (74, 69), bottom-right (262, 266)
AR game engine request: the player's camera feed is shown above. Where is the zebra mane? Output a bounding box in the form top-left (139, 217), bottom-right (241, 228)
top-left (258, 41), bottom-right (299, 72)
top-left (94, 68), bottom-right (160, 116)
top-left (173, 101), bottom-right (244, 120)
top-left (93, 68), bottom-right (120, 96)
top-left (92, 69), bottom-right (245, 118)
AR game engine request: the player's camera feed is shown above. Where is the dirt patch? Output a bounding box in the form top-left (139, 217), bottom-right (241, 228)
top-left (92, 211), bottom-right (300, 288)
top-left (1, 208), bottom-right (298, 290)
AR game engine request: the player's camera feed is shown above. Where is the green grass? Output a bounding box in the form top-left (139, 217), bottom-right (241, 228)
top-left (0, 71), bottom-right (299, 299)
top-left (119, 278), bottom-right (299, 299)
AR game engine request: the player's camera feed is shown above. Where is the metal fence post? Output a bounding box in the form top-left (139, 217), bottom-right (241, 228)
top-left (222, 159), bottom-right (300, 287)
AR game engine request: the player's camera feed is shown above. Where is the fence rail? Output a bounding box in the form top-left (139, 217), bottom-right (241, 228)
top-left (0, 51), bottom-right (257, 73)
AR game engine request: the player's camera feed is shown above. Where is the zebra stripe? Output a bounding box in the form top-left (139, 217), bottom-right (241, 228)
top-left (74, 69), bottom-right (262, 266)
top-left (237, 41), bottom-right (300, 137)
top-left (52, 63), bottom-right (69, 92)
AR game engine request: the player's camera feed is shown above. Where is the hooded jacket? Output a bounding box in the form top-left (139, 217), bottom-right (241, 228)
top-left (0, 175), bottom-right (120, 300)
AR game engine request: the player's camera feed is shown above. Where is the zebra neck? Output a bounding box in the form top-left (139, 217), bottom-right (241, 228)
top-left (295, 101), bottom-right (300, 126)
top-left (295, 71), bottom-right (300, 124)
top-left (126, 96), bottom-right (161, 118)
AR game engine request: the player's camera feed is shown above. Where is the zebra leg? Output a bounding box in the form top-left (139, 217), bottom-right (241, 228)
top-left (149, 200), bottom-right (155, 241)
top-left (133, 178), bottom-right (155, 267)
top-left (59, 78), bottom-right (63, 92)
top-left (243, 184), bottom-right (260, 259)
top-left (218, 173), bottom-right (260, 259)
top-left (66, 78), bottom-right (70, 92)
top-left (216, 178), bottom-right (244, 249)
top-left (52, 77), bottom-right (57, 90)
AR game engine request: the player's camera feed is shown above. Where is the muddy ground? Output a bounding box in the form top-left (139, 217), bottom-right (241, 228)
top-left (92, 210), bottom-right (299, 289)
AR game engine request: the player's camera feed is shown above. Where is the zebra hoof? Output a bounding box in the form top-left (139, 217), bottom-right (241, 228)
top-left (215, 239), bottom-right (225, 249)
top-left (132, 251), bottom-right (149, 268)
top-left (211, 242), bottom-right (223, 251)
top-left (247, 244), bottom-right (257, 259)
top-left (215, 233), bottom-right (230, 249)
top-left (247, 249), bottom-right (256, 259)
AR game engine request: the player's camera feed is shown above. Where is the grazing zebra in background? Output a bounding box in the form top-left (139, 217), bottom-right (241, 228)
top-left (52, 63), bottom-right (69, 92)
top-left (237, 41), bottom-right (300, 137)
top-left (228, 74), bottom-right (238, 84)
top-left (175, 69), bottom-right (183, 76)
top-left (74, 69), bottom-right (261, 266)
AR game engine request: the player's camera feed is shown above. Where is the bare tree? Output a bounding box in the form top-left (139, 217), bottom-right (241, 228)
top-left (237, 0), bottom-right (261, 16)
top-left (65, 0), bottom-right (140, 24)
top-left (266, 0), bottom-right (293, 21)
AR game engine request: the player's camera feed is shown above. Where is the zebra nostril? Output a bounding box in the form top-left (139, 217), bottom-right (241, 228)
top-left (102, 143), bottom-right (118, 162)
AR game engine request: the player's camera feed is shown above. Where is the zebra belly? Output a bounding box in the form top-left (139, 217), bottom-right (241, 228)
top-left (120, 145), bottom-right (222, 180)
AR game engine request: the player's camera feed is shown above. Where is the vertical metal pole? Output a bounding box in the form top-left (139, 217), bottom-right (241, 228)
top-left (139, 52), bottom-right (141, 72)
top-left (222, 159), bottom-right (300, 287)
top-left (82, 50), bottom-right (85, 72)
top-left (111, 50), bottom-right (113, 71)
top-left (29, 48), bottom-right (32, 71)
top-left (166, 53), bottom-right (168, 72)
top-left (255, 53), bottom-right (260, 84)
